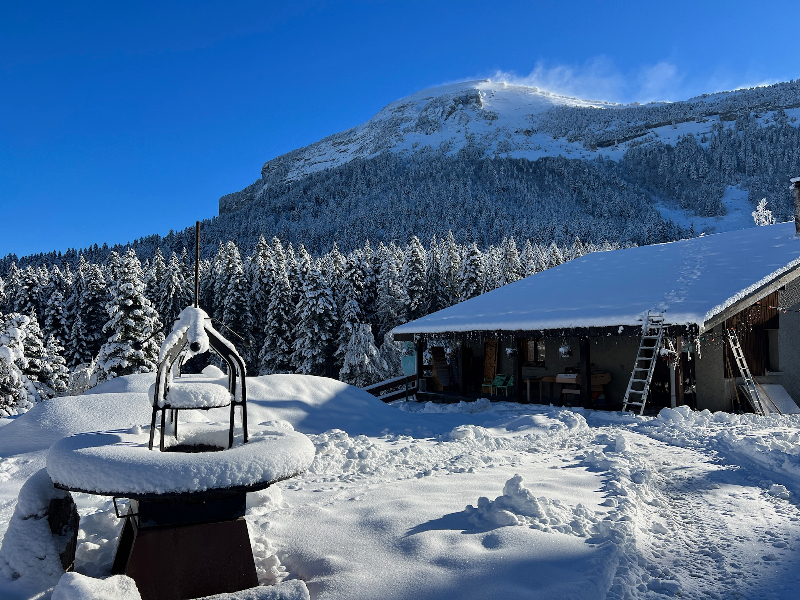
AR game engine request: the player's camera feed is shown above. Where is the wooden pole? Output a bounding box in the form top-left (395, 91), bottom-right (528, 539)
top-left (415, 337), bottom-right (425, 393)
top-left (675, 335), bottom-right (684, 406)
top-left (792, 178), bottom-right (800, 236)
top-left (579, 337), bottom-right (591, 408)
top-left (194, 221), bottom-right (200, 308)
top-left (515, 337), bottom-right (524, 402)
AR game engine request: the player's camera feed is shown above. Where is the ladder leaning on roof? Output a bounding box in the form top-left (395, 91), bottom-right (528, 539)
top-left (622, 312), bottom-right (665, 415)
top-left (726, 328), bottom-right (765, 415)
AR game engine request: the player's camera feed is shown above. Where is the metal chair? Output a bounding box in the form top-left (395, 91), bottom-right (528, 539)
top-left (148, 319), bottom-right (248, 451)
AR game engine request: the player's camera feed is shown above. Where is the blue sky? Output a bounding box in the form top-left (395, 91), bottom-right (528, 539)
top-left (2, 0), bottom-right (798, 257)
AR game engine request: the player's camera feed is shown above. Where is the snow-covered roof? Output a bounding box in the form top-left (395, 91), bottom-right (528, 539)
top-left (393, 222), bottom-right (800, 335)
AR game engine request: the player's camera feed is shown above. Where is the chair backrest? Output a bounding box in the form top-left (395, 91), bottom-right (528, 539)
top-left (505, 376), bottom-right (514, 387)
top-left (492, 374), bottom-right (507, 386)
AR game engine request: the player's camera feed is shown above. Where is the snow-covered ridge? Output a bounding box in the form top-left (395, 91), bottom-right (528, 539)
top-left (218, 79), bottom-right (800, 214)
top-left (264, 80), bottom-right (615, 182)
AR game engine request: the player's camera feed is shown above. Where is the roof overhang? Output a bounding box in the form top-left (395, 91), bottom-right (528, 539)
top-left (701, 261), bottom-right (800, 331)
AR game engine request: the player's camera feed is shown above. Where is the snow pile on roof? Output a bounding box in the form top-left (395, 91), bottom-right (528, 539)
top-left (394, 221), bottom-right (800, 334)
top-left (52, 572), bottom-right (141, 600)
top-left (46, 423), bottom-right (315, 495)
top-left (0, 469), bottom-right (73, 588)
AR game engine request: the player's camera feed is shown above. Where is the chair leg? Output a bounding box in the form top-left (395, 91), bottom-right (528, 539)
top-left (228, 403), bottom-right (236, 449)
top-left (148, 407), bottom-right (159, 450)
top-left (160, 409), bottom-right (167, 451)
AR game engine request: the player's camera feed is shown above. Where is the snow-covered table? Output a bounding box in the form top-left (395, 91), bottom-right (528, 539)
top-left (46, 424), bottom-right (315, 600)
top-left (47, 425), bottom-right (314, 497)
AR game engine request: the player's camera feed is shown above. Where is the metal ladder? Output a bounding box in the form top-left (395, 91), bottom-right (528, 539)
top-left (726, 328), bottom-right (765, 415)
top-left (622, 312), bottom-right (665, 415)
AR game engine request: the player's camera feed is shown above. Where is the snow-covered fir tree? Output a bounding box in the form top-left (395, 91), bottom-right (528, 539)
top-left (222, 251), bottom-right (254, 368)
top-left (0, 314), bottom-right (34, 416)
top-left (337, 321), bottom-right (386, 387)
top-left (248, 236), bottom-right (272, 364)
top-left (379, 331), bottom-right (404, 379)
top-left (258, 249), bottom-right (295, 374)
top-left (43, 290), bottom-right (69, 347)
top-left (95, 250), bottom-right (162, 382)
top-left (159, 252), bottom-right (192, 327)
top-left (292, 258), bottom-right (336, 376)
top-left (459, 242), bottom-right (483, 301)
top-left (14, 266), bottom-right (41, 316)
top-left (144, 248), bottom-right (168, 309)
top-left (752, 198), bottom-right (775, 226)
top-left (403, 236), bottom-right (428, 321)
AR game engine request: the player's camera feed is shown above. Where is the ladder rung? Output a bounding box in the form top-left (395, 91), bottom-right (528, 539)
top-left (625, 401), bottom-right (644, 407)
top-left (631, 379), bottom-right (648, 383)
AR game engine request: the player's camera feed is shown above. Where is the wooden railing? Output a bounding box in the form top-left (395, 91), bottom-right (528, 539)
top-left (364, 373), bottom-right (418, 403)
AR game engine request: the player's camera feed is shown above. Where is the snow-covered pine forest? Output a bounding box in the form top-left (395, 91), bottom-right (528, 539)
top-left (0, 234), bottom-right (618, 415)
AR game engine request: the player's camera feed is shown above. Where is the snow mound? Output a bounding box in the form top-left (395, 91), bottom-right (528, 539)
top-left (198, 580), bottom-right (310, 600)
top-left (85, 372), bottom-right (156, 395)
top-left (52, 572), bottom-right (141, 600)
top-left (203, 365), bottom-right (226, 378)
top-left (416, 398), bottom-right (492, 414)
top-left (47, 424), bottom-right (315, 495)
top-left (0, 469), bottom-right (73, 586)
top-left (466, 474), bottom-right (598, 536)
top-left (243, 374), bottom-right (428, 436)
top-left (0, 392), bottom-right (152, 456)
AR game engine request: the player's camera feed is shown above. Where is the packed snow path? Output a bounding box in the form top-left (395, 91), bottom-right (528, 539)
top-left (2, 375), bottom-right (800, 598)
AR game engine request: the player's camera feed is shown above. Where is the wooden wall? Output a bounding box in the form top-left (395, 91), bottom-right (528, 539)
top-left (723, 291), bottom-right (779, 377)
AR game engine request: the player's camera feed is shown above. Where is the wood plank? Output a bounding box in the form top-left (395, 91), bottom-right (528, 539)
top-left (483, 339), bottom-right (498, 381)
top-left (579, 337), bottom-right (591, 408)
top-left (430, 347), bottom-right (451, 388)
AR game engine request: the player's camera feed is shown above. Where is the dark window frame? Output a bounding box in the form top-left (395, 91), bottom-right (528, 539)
top-left (523, 338), bottom-right (546, 367)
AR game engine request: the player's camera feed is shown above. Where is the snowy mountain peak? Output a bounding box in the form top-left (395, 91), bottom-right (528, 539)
top-left (253, 78), bottom-right (800, 188)
top-left (261, 79), bottom-right (620, 182)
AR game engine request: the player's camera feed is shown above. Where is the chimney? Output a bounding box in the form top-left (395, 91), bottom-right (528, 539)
top-left (793, 177), bottom-right (800, 236)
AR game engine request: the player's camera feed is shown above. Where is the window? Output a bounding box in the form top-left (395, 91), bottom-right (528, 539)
top-left (524, 338), bottom-right (546, 367)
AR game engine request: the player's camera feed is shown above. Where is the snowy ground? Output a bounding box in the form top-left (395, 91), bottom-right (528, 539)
top-left (2, 373), bottom-right (800, 599)
top-left (656, 185), bottom-right (758, 236)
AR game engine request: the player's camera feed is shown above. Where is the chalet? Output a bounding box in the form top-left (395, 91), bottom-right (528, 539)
top-left (393, 189), bottom-right (800, 414)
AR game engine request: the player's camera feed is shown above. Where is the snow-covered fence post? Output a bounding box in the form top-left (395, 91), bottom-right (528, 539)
top-left (792, 177), bottom-right (800, 236)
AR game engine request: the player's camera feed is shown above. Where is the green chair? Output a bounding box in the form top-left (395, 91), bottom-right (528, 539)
top-left (495, 375), bottom-right (514, 396)
top-left (488, 374), bottom-right (508, 395)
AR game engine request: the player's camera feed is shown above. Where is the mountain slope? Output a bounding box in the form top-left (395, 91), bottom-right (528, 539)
top-left (222, 78), bottom-right (800, 214)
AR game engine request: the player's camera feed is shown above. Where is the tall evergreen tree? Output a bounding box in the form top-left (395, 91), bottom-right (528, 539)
top-left (159, 252), bottom-right (192, 327)
top-left (95, 250), bottom-right (162, 382)
top-left (259, 253), bottom-right (294, 374)
top-left (223, 253), bottom-right (254, 368)
top-left (14, 266), bottom-right (41, 316)
top-left (43, 290), bottom-right (69, 347)
top-left (403, 236), bottom-right (428, 322)
top-left (292, 262), bottom-right (336, 376)
top-left (458, 242), bottom-right (484, 301)
top-left (0, 314), bottom-right (33, 415)
top-left (144, 248), bottom-right (168, 309)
